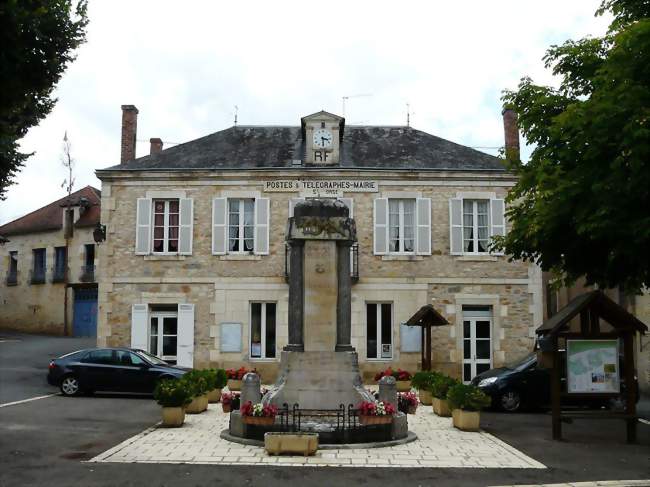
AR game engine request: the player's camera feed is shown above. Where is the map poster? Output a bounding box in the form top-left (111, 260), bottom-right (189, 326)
top-left (566, 340), bottom-right (620, 394)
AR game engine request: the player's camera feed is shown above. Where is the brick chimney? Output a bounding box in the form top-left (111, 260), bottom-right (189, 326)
top-left (120, 105), bottom-right (139, 163)
top-left (502, 107), bottom-right (520, 162)
top-left (149, 137), bottom-right (163, 155)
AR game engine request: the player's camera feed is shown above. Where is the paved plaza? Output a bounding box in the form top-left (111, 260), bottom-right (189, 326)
top-left (90, 403), bottom-right (546, 468)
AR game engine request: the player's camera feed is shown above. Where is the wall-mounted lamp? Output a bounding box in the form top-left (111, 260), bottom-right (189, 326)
top-left (93, 223), bottom-right (106, 243)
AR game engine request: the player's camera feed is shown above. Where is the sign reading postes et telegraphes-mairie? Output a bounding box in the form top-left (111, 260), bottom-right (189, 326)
top-left (264, 180), bottom-right (378, 193)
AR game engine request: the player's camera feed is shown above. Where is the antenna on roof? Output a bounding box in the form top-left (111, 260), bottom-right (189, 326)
top-left (341, 94), bottom-right (372, 117)
top-left (406, 103), bottom-right (414, 127)
top-left (234, 105), bottom-right (238, 126)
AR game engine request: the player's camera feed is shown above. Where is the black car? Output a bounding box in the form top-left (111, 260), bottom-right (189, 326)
top-left (472, 352), bottom-right (638, 412)
top-left (47, 347), bottom-right (188, 396)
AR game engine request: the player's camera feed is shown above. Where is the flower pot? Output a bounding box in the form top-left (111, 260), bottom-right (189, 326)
top-left (359, 414), bottom-right (393, 425)
top-left (222, 403), bottom-right (232, 413)
top-left (242, 415), bottom-right (275, 426)
top-left (407, 404), bottom-right (418, 415)
top-left (200, 394), bottom-right (209, 411)
top-left (161, 406), bottom-right (185, 427)
top-left (265, 432), bottom-right (318, 456)
top-left (186, 395), bottom-right (207, 414)
top-left (432, 398), bottom-right (451, 417)
top-left (207, 388), bottom-right (222, 404)
top-left (419, 389), bottom-right (432, 405)
top-left (452, 409), bottom-right (480, 431)
top-left (228, 379), bottom-right (242, 391)
top-left (396, 380), bottom-right (412, 392)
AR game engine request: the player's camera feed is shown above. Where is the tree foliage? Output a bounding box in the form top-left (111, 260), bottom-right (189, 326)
top-left (495, 0), bottom-right (650, 293)
top-left (0, 0), bottom-right (88, 200)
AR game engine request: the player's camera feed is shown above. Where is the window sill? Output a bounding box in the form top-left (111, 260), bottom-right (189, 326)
top-left (248, 358), bottom-right (278, 362)
top-left (144, 255), bottom-right (186, 261)
top-left (381, 255), bottom-right (423, 261)
top-left (366, 358), bottom-right (394, 362)
top-left (456, 255), bottom-right (498, 262)
top-left (219, 254), bottom-right (262, 261)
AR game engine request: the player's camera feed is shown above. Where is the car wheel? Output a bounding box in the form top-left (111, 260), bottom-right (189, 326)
top-left (500, 390), bottom-right (522, 412)
top-left (60, 375), bottom-right (81, 396)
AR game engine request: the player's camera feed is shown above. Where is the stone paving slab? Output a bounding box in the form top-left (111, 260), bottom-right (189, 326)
top-left (489, 481), bottom-right (650, 487)
top-left (89, 404), bottom-right (546, 468)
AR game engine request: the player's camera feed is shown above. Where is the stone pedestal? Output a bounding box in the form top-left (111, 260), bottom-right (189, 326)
top-left (241, 372), bottom-right (261, 406)
top-left (263, 351), bottom-right (373, 410)
top-left (304, 241), bottom-right (338, 351)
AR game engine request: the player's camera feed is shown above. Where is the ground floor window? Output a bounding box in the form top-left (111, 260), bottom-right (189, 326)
top-left (367, 302), bottom-right (393, 359)
top-left (149, 312), bottom-right (178, 364)
top-left (250, 302), bottom-right (276, 359)
top-left (462, 306), bottom-right (492, 383)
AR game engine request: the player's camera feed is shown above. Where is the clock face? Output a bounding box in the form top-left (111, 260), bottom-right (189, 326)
top-left (313, 128), bottom-right (333, 148)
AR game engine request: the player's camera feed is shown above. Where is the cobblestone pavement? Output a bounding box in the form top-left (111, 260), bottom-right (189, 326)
top-left (489, 481), bottom-right (650, 487)
top-left (90, 404), bottom-right (546, 468)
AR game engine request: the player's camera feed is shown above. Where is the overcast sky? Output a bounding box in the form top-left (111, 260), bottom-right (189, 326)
top-left (0, 0), bottom-right (610, 225)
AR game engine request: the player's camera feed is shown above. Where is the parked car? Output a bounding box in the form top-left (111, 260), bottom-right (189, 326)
top-left (47, 348), bottom-right (189, 396)
top-left (472, 352), bottom-right (638, 412)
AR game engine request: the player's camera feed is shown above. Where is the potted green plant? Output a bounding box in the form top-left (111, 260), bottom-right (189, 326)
top-left (153, 379), bottom-right (191, 427)
top-left (205, 368), bottom-right (227, 404)
top-left (221, 391), bottom-right (240, 413)
top-left (447, 383), bottom-right (491, 431)
top-left (374, 368), bottom-right (413, 392)
top-left (430, 375), bottom-right (458, 417)
top-left (240, 401), bottom-right (278, 426)
top-left (356, 400), bottom-right (396, 425)
top-left (182, 370), bottom-right (210, 414)
top-left (411, 371), bottom-right (440, 405)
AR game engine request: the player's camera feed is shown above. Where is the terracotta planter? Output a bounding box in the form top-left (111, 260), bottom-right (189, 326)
top-left (207, 388), bottom-right (222, 403)
top-left (242, 415), bottom-right (275, 426)
top-left (452, 409), bottom-right (481, 431)
top-left (265, 432), bottom-right (318, 456)
top-left (419, 389), bottom-right (432, 405)
top-left (396, 380), bottom-right (412, 392)
top-left (161, 407), bottom-right (185, 427)
top-left (186, 394), bottom-right (208, 414)
top-left (227, 379), bottom-right (242, 391)
top-left (359, 414), bottom-right (393, 425)
top-left (222, 403), bottom-right (232, 413)
top-left (432, 397), bottom-right (451, 417)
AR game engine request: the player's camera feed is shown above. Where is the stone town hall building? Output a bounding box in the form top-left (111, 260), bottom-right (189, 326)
top-left (95, 106), bottom-right (543, 382)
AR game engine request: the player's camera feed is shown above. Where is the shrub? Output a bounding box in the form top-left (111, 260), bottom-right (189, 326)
top-left (430, 375), bottom-right (458, 399)
top-left (153, 379), bottom-right (192, 408)
top-left (203, 368), bottom-right (227, 390)
top-left (181, 370), bottom-right (211, 397)
top-left (411, 371), bottom-right (441, 391)
top-left (447, 383), bottom-right (491, 412)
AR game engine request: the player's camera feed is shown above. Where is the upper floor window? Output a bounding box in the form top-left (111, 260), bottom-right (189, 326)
top-left (449, 197), bottom-right (505, 256)
top-left (31, 248), bottom-right (46, 284)
top-left (54, 247), bottom-right (66, 282)
top-left (463, 199), bottom-right (489, 253)
top-left (373, 197), bottom-right (431, 256)
top-left (153, 199), bottom-right (179, 253)
top-left (228, 198), bottom-right (254, 252)
top-left (389, 199), bottom-right (416, 253)
top-left (7, 251), bottom-right (18, 285)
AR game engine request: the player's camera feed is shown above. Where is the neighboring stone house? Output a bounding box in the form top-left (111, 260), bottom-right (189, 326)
top-left (95, 105), bottom-right (543, 382)
top-left (0, 186), bottom-right (101, 336)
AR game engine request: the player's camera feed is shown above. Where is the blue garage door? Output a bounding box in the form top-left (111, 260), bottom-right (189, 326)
top-left (73, 288), bottom-right (98, 337)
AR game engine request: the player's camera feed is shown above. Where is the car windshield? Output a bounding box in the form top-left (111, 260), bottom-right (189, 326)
top-left (136, 350), bottom-right (168, 365)
top-left (505, 352), bottom-right (536, 371)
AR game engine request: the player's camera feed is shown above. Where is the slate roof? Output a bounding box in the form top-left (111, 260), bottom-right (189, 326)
top-left (100, 125), bottom-right (505, 172)
top-left (0, 186), bottom-right (101, 236)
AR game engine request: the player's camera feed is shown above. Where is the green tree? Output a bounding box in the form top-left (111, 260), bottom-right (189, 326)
top-left (0, 0), bottom-right (88, 199)
top-left (495, 0), bottom-right (650, 293)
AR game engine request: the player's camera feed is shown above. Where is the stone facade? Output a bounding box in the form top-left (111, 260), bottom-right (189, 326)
top-left (96, 170), bottom-right (543, 382)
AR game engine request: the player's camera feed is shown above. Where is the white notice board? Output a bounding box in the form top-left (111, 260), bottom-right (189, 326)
top-left (220, 322), bottom-right (242, 353)
top-left (400, 323), bottom-right (422, 352)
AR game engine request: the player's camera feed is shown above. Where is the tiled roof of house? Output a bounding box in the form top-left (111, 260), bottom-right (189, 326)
top-left (0, 186), bottom-right (101, 236)
top-left (99, 125), bottom-right (505, 172)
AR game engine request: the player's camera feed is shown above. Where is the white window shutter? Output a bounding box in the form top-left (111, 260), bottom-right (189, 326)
top-left (254, 198), bottom-right (270, 255)
top-left (178, 198), bottom-right (193, 255)
top-left (490, 198), bottom-right (505, 255)
top-left (288, 197), bottom-right (305, 217)
top-left (416, 197), bottom-right (431, 255)
top-left (373, 198), bottom-right (388, 255)
top-left (212, 198), bottom-right (227, 255)
top-left (449, 198), bottom-right (463, 255)
top-left (130, 304), bottom-right (148, 350)
top-left (339, 197), bottom-right (354, 218)
top-left (177, 303), bottom-right (195, 368)
top-left (135, 198), bottom-right (152, 255)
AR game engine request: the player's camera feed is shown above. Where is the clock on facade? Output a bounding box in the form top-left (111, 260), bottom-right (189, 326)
top-left (313, 128), bottom-right (333, 148)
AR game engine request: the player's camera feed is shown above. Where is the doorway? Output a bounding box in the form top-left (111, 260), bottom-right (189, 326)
top-left (462, 306), bottom-right (492, 383)
top-left (149, 312), bottom-right (178, 364)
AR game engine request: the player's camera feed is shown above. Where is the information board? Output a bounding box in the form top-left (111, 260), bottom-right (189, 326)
top-left (400, 323), bottom-right (422, 352)
top-left (220, 322), bottom-right (242, 353)
top-left (566, 339), bottom-right (620, 393)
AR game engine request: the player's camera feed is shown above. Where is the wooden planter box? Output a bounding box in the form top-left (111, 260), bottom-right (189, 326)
top-left (207, 388), bottom-right (222, 404)
top-left (419, 389), bottom-right (432, 405)
top-left (396, 380), bottom-right (412, 392)
top-left (432, 398), bottom-right (451, 417)
top-left (161, 407), bottom-right (185, 427)
top-left (227, 379), bottom-right (242, 391)
top-left (265, 432), bottom-right (318, 456)
top-left (452, 409), bottom-right (480, 431)
top-left (186, 394), bottom-right (208, 414)
top-left (359, 414), bottom-right (393, 425)
top-left (242, 415), bottom-right (275, 426)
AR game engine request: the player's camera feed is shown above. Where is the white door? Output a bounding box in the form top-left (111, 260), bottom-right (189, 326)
top-left (149, 312), bottom-right (178, 364)
top-left (462, 307), bottom-right (492, 383)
